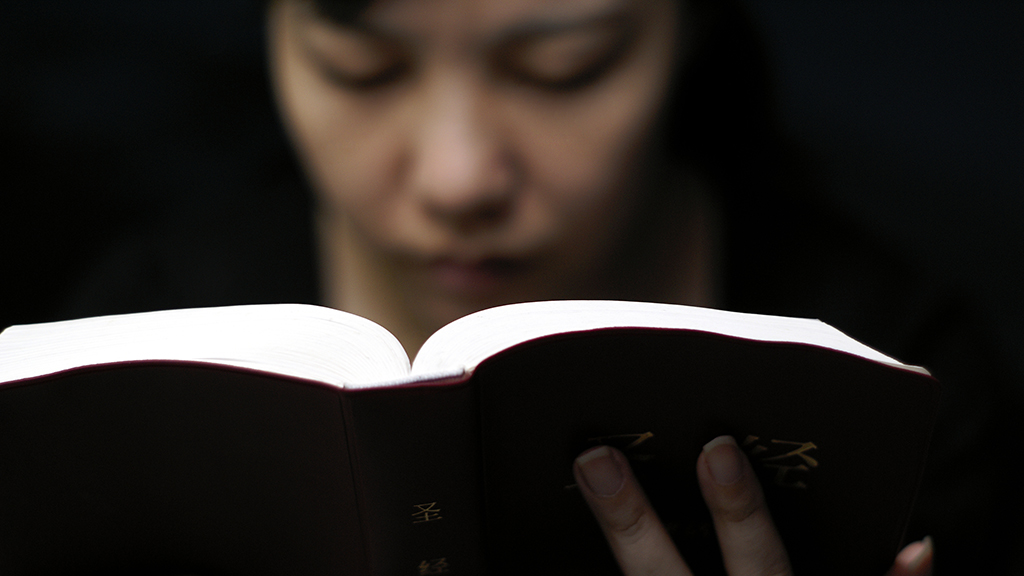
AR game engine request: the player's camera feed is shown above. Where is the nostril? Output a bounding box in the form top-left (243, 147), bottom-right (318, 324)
top-left (411, 142), bottom-right (519, 233)
top-left (422, 189), bottom-right (513, 234)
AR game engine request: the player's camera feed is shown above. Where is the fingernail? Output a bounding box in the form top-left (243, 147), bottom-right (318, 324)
top-left (575, 446), bottom-right (624, 496)
top-left (907, 536), bottom-right (933, 571)
top-left (702, 435), bottom-right (743, 486)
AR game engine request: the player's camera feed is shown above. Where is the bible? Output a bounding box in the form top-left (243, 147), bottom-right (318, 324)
top-left (0, 300), bottom-right (939, 575)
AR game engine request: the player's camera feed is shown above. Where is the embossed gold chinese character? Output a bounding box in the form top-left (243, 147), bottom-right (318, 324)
top-left (743, 436), bottom-right (819, 489)
top-left (565, 432), bottom-right (657, 489)
top-left (418, 557), bottom-right (450, 574)
top-left (412, 502), bottom-right (443, 523)
top-left (589, 431), bottom-right (655, 452)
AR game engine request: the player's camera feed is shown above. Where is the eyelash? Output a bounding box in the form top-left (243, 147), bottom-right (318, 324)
top-left (505, 55), bottom-right (620, 92)
top-left (321, 62), bottom-right (409, 91)
top-left (314, 39), bottom-right (627, 94)
top-left (319, 61), bottom-right (611, 94)
top-left (503, 37), bottom-right (631, 92)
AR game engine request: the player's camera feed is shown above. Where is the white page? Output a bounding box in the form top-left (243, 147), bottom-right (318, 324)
top-left (407, 300), bottom-right (928, 381)
top-left (0, 304), bottom-right (410, 386)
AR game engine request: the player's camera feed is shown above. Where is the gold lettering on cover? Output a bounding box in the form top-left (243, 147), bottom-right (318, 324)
top-left (566, 432), bottom-right (656, 489)
top-left (588, 432), bottom-right (656, 461)
top-left (760, 440), bottom-right (818, 466)
top-left (418, 558), bottom-right (450, 574)
top-left (589, 431), bottom-right (655, 451)
top-left (743, 437), bottom-right (818, 489)
top-left (742, 435), bottom-right (769, 456)
top-left (412, 502), bottom-right (443, 523)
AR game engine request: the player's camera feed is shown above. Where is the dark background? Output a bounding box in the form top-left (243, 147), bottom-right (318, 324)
top-left (2, 1), bottom-right (1021, 377)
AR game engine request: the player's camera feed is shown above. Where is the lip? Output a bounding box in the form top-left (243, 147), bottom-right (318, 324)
top-left (424, 257), bottom-right (525, 296)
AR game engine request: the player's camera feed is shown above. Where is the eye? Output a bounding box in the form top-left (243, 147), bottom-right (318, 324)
top-left (315, 57), bottom-right (409, 91)
top-left (301, 18), bottom-right (409, 91)
top-left (498, 22), bottom-right (633, 91)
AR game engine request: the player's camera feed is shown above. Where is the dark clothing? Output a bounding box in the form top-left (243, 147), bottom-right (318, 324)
top-left (60, 180), bottom-right (1021, 574)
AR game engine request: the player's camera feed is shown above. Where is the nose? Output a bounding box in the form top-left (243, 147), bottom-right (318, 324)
top-left (408, 77), bottom-right (515, 231)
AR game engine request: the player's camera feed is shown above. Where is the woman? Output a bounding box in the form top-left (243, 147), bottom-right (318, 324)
top-left (61, 0), bottom-right (1013, 573)
top-left (263, 0), bottom-right (938, 573)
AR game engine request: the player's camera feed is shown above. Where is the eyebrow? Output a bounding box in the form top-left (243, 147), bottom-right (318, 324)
top-left (489, 5), bottom-right (637, 48)
top-left (309, 2), bottom-right (638, 51)
top-left (306, 14), bottom-right (414, 53)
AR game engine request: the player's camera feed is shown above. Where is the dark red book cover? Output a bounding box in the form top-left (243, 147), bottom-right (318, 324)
top-left (0, 363), bottom-right (366, 575)
top-left (473, 328), bottom-right (940, 575)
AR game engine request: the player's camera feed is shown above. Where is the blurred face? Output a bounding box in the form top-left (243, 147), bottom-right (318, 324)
top-left (269, 0), bottom-right (685, 333)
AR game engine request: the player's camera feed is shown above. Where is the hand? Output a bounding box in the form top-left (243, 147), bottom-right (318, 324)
top-left (573, 436), bottom-right (934, 576)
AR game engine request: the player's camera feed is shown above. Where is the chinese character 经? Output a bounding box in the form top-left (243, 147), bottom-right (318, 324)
top-left (418, 557), bottom-right (450, 575)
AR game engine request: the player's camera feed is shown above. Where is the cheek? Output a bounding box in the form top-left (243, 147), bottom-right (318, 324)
top-left (507, 79), bottom-right (670, 249)
top-left (276, 47), bottom-right (405, 233)
top-left (288, 91), bottom-right (394, 216)
top-left (532, 101), bottom-right (652, 197)
top-left (508, 1), bottom-right (678, 229)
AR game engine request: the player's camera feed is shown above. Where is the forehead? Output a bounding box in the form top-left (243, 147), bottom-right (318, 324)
top-left (359, 0), bottom-right (638, 42)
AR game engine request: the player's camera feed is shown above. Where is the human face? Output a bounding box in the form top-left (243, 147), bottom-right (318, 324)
top-left (269, 0), bottom-right (685, 331)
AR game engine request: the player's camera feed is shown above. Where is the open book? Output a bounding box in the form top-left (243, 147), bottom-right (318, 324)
top-left (0, 301), bottom-right (939, 575)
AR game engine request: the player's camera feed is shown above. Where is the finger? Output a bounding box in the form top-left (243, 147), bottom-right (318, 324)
top-left (575, 446), bottom-right (691, 576)
top-left (697, 435), bottom-right (793, 576)
top-left (885, 537), bottom-right (934, 576)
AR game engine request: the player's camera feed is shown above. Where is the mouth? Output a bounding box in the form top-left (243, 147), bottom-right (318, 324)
top-left (424, 257), bottom-right (527, 296)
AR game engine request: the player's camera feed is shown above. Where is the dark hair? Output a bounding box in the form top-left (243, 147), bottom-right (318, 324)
top-left (302, 0), bottom-right (375, 24)
top-left (665, 2), bottom-right (784, 201)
